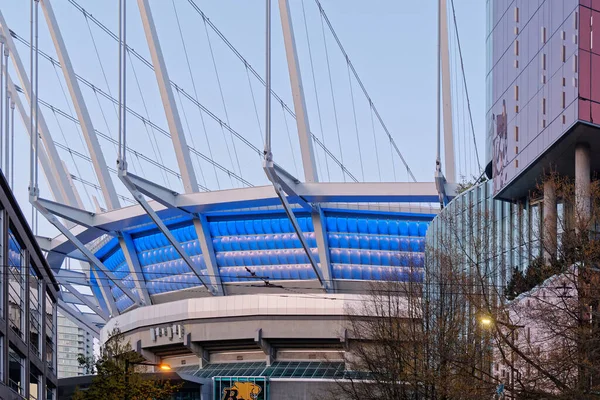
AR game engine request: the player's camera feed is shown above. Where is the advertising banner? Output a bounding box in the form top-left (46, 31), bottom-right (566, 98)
top-left (214, 376), bottom-right (268, 400)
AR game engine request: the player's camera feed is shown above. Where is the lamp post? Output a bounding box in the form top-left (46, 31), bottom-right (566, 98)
top-left (479, 315), bottom-right (524, 400)
top-left (124, 359), bottom-right (171, 400)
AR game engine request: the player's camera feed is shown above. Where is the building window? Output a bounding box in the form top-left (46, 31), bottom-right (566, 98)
top-left (8, 347), bottom-right (24, 395)
top-left (8, 229), bottom-right (25, 338)
top-left (47, 384), bottom-right (56, 400)
top-left (515, 85), bottom-right (519, 101)
top-left (515, 40), bottom-right (519, 56)
top-left (30, 369), bottom-right (41, 400)
top-left (46, 293), bottom-right (57, 373)
top-left (542, 26), bottom-right (546, 43)
top-left (515, 126), bottom-right (519, 142)
top-left (30, 266), bottom-right (42, 357)
top-left (542, 98), bottom-right (547, 115)
top-left (541, 53), bottom-right (546, 70)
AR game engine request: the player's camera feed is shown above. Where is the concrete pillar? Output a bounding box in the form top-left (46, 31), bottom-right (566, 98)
top-left (575, 143), bottom-right (591, 233)
top-left (543, 179), bottom-right (557, 263)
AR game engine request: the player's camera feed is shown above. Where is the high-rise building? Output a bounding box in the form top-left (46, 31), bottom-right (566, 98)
top-left (486, 0), bottom-right (600, 202)
top-left (57, 312), bottom-right (95, 378)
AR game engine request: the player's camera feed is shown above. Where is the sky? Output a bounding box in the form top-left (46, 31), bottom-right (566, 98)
top-left (0, 0), bottom-right (487, 237)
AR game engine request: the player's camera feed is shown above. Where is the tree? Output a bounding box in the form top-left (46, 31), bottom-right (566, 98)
top-left (331, 261), bottom-right (494, 400)
top-left (447, 174), bottom-right (600, 399)
top-left (329, 175), bottom-right (600, 399)
top-left (73, 329), bottom-right (181, 400)
top-left (331, 270), bottom-right (424, 400)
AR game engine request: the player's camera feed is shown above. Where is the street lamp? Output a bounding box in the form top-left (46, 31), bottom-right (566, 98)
top-left (479, 315), bottom-right (493, 326)
top-left (124, 359), bottom-right (171, 400)
top-left (478, 316), bottom-right (524, 400)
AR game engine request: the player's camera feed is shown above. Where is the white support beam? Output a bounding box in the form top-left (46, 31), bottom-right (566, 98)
top-left (120, 170), bottom-right (178, 209)
top-left (34, 197), bottom-right (100, 229)
top-left (58, 299), bottom-right (100, 336)
top-left (120, 170), bottom-right (221, 295)
top-left (55, 269), bottom-right (90, 286)
top-left (120, 174), bottom-right (216, 295)
top-left (136, 0), bottom-right (198, 193)
top-left (311, 207), bottom-right (334, 292)
top-left (32, 197), bottom-right (140, 307)
top-left (265, 163), bottom-right (325, 287)
top-left (90, 267), bottom-right (119, 318)
top-left (8, 76), bottom-right (63, 203)
top-left (60, 281), bottom-right (109, 321)
top-left (119, 233), bottom-right (152, 306)
top-left (41, 0), bottom-right (120, 210)
top-left (440, 0), bottom-right (456, 183)
top-left (192, 214), bottom-right (223, 295)
top-left (278, 0), bottom-right (318, 183)
top-left (0, 10), bottom-right (78, 206)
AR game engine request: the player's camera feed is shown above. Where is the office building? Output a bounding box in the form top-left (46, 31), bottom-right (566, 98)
top-left (0, 171), bottom-right (59, 399)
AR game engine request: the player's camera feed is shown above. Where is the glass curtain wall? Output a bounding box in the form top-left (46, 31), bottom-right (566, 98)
top-left (30, 266), bottom-right (42, 357)
top-left (8, 229), bottom-right (25, 338)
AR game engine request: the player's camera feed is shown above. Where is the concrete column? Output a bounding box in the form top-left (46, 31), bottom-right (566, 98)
top-left (543, 179), bottom-right (557, 263)
top-left (575, 143), bottom-right (591, 233)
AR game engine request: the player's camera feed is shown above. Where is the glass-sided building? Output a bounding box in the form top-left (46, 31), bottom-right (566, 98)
top-left (0, 171), bottom-right (59, 399)
top-left (426, 179), bottom-right (545, 288)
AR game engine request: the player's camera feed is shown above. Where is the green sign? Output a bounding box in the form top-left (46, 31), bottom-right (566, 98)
top-left (214, 377), bottom-right (268, 400)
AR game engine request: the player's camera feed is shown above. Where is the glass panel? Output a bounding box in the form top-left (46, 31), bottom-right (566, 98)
top-left (30, 266), bottom-right (42, 357)
top-left (46, 293), bottom-right (56, 372)
top-left (30, 372), bottom-right (40, 400)
top-left (8, 347), bottom-right (24, 395)
top-left (8, 229), bottom-right (24, 338)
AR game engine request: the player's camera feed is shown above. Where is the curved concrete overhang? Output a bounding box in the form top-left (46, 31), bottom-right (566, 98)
top-left (100, 293), bottom-right (407, 344)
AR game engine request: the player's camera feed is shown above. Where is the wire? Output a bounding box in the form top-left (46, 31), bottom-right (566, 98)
top-left (369, 102), bottom-right (382, 181)
top-left (314, 0), bottom-right (417, 182)
top-left (172, 0), bottom-right (217, 188)
top-left (320, 13), bottom-right (345, 182)
top-left (184, 0), bottom-right (352, 179)
top-left (281, 101), bottom-right (299, 177)
top-left (347, 62), bottom-right (364, 181)
top-left (127, 50), bottom-right (169, 186)
top-left (49, 106), bottom-right (93, 207)
top-left (245, 64), bottom-right (264, 149)
top-left (301, 0), bottom-right (330, 181)
top-left (175, 86), bottom-right (208, 190)
top-left (202, 14), bottom-right (242, 180)
top-left (83, 13), bottom-right (120, 159)
top-left (58, 3), bottom-right (252, 186)
top-left (45, 265), bottom-right (596, 302)
top-left (10, 33), bottom-right (246, 190)
top-left (22, 86), bottom-right (210, 192)
top-left (449, 0), bottom-right (481, 174)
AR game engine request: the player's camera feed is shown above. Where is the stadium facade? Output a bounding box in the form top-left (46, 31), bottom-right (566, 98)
top-left (62, 198), bottom-right (436, 399)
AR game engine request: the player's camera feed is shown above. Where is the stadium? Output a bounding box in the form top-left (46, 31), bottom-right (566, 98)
top-left (0, 0), bottom-right (481, 398)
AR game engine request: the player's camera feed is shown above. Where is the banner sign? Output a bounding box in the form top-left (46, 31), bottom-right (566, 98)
top-left (214, 377), bottom-right (268, 400)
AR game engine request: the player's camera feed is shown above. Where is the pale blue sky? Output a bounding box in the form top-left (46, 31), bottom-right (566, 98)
top-left (1, 0), bottom-right (486, 235)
